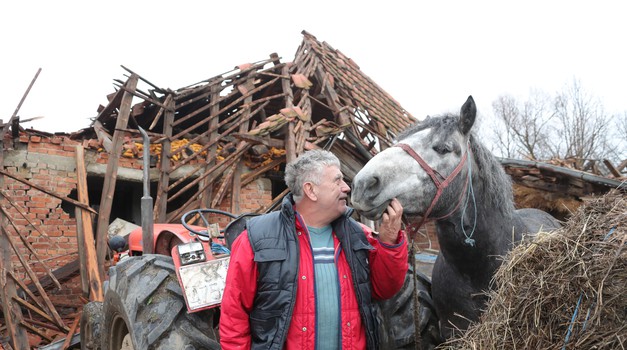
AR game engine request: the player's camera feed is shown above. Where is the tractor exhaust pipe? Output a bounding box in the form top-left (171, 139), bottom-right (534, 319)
top-left (138, 126), bottom-right (154, 254)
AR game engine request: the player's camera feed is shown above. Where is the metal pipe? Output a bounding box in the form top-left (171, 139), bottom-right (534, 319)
top-left (138, 126), bottom-right (154, 254)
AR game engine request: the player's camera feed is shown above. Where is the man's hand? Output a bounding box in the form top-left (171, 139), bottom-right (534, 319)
top-left (378, 198), bottom-right (403, 244)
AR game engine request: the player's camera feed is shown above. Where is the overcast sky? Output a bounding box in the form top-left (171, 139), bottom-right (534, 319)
top-left (2, 1), bottom-right (626, 133)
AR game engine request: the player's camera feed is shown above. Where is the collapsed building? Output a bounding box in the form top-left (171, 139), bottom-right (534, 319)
top-left (0, 31), bottom-right (624, 349)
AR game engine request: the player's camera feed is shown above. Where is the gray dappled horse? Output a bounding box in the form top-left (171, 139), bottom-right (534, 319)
top-left (351, 96), bottom-right (560, 340)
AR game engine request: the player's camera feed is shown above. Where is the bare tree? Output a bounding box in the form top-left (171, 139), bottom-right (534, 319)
top-left (550, 79), bottom-right (612, 167)
top-left (610, 111), bottom-right (627, 162)
top-left (490, 95), bottom-right (518, 158)
top-left (490, 90), bottom-right (554, 160)
top-left (487, 79), bottom-right (619, 169)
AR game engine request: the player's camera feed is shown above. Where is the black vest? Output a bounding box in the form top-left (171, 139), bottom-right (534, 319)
top-left (246, 195), bottom-right (380, 349)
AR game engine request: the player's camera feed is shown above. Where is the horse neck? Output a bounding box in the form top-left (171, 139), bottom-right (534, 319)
top-left (434, 158), bottom-right (517, 277)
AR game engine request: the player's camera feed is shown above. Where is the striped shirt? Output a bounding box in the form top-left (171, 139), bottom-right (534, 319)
top-left (308, 225), bottom-right (340, 349)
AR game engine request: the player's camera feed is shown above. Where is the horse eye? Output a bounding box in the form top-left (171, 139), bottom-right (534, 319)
top-left (432, 144), bottom-right (451, 155)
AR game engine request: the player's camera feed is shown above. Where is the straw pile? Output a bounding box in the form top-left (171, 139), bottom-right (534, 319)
top-left (441, 190), bottom-right (626, 349)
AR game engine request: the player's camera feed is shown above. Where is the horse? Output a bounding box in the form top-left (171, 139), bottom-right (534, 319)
top-left (351, 96), bottom-right (560, 340)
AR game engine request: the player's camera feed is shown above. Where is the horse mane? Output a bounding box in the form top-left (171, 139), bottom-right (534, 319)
top-left (397, 114), bottom-right (515, 216)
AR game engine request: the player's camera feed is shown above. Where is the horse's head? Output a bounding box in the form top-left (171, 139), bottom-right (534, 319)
top-left (351, 96), bottom-right (476, 220)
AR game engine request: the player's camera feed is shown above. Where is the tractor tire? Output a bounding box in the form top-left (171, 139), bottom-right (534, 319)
top-left (80, 301), bottom-right (103, 350)
top-left (376, 264), bottom-right (441, 350)
top-left (101, 255), bottom-right (220, 350)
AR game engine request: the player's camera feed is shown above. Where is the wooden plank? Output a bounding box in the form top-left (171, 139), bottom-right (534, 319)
top-left (19, 320), bottom-right (54, 343)
top-left (241, 156), bottom-right (286, 187)
top-left (75, 145), bottom-right (103, 301)
top-left (8, 271), bottom-right (46, 315)
top-left (0, 227), bottom-right (29, 350)
top-left (154, 96), bottom-right (175, 223)
top-left (95, 74), bottom-right (138, 275)
top-left (0, 189), bottom-right (64, 251)
top-left (166, 143), bottom-right (250, 222)
top-left (1, 226), bottom-right (66, 330)
top-left (171, 77), bottom-right (280, 140)
top-left (75, 209), bottom-right (89, 297)
top-left (93, 88), bottom-right (124, 123)
top-left (232, 75), bottom-right (254, 214)
top-left (61, 313), bottom-right (81, 350)
top-left (5, 68), bottom-right (41, 135)
top-left (93, 120), bottom-right (113, 152)
top-left (282, 65), bottom-right (296, 163)
top-left (149, 94), bottom-right (173, 131)
top-left (121, 65), bottom-right (166, 93)
top-left (0, 205), bottom-right (61, 289)
top-left (212, 163), bottom-right (237, 208)
top-left (168, 100), bottom-right (270, 179)
top-left (167, 144), bottom-right (247, 204)
top-left (26, 258), bottom-right (80, 293)
top-left (0, 111), bottom-right (32, 348)
top-left (201, 84), bottom-right (221, 209)
top-left (12, 296), bottom-right (58, 327)
top-left (603, 159), bottom-right (622, 178)
top-left (232, 133), bottom-right (285, 149)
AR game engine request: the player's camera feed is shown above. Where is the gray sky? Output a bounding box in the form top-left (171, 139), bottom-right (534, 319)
top-left (2, 0), bottom-right (626, 133)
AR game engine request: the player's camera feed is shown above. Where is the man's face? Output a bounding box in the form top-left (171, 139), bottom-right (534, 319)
top-left (313, 165), bottom-right (351, 220)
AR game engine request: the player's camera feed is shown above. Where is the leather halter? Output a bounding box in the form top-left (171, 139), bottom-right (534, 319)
top-left (395, 142), bottom-right (471, 237)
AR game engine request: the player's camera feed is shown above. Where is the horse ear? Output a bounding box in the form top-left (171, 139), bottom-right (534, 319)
top-left (459, 95), bottom-right (476, 135)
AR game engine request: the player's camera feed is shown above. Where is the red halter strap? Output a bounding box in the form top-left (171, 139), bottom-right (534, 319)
top-left (395, 143), bottom-right (471, 237)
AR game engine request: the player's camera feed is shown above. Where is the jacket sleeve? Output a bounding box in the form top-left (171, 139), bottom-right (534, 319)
top-left (363, 225), bottom-right (409, 300)
top-left (219, 231), bottom-right (258, 349)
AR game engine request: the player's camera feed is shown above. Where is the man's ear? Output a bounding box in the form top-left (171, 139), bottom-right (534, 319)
top-left (303, 182), bottom-right (317, 201)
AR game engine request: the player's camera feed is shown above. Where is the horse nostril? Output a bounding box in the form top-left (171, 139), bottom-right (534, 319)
top-left (368, 176), bottom-right (380, 189)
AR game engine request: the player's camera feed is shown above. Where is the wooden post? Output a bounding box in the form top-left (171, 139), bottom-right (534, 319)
top-left (231, 75), bottom-right (254, 214)
top-left (281, 65), bottom-right (296, 163)
top-left (95, 74), bottom-right (138, 274)
top-left (75, 145), bottom-right (103, 301)
top-left (200, 84), bottom-right (221, 209)
top-left (154, 95), bottom-right (174, 223)
top-left (0, 117), bottom-right (29, 349)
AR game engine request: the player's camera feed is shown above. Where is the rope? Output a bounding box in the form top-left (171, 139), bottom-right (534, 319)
top-left (562, 226), bottom-right (616, 349)
top-left (460, 142), bottom-right (477, 247)
top-left (562, 293), bottom-right (583, 350)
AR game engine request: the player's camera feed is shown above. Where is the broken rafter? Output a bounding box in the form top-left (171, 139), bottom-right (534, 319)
top-left (95, 74), bottom-right (138, 279)
top-left (1, 226), bottom-right (66, 330)
top-left (168, 99), bottom-right (274, 173)
top-left (113, 83), bottom-right (169, 111)
top-left (241, 156), bottom-right (286, 187)
top-left (5, 68), bottom-right (42, 135)
top-left (0, 205), bottom-right (61, 289)
top-left (0, 189), bottom-right (64, 252)
top-left (149, 94), bottom-right (173, 131)
top-left (167, 143), bottom-right (249, 204)
top-left (212, 163), bottom-right (237, 208)
top-left (0, 169), bottom-right (97, 215)
top-left (171, 77), bottom-right (282, 139)
top-left (121, 65), bottom-right (167, 94)
top-left (166, 142), bottom-right (250, 222)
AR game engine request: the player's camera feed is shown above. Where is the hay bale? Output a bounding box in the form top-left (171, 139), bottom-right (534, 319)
top-left (441, 191), bottom-right (626, 349)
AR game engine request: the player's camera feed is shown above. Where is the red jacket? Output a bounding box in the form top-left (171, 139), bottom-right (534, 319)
top-left (220, 216), bottom-right (408, 349)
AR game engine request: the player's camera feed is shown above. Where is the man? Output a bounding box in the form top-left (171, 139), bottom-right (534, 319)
top-left (220, 149), bottom-right (408, 349)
